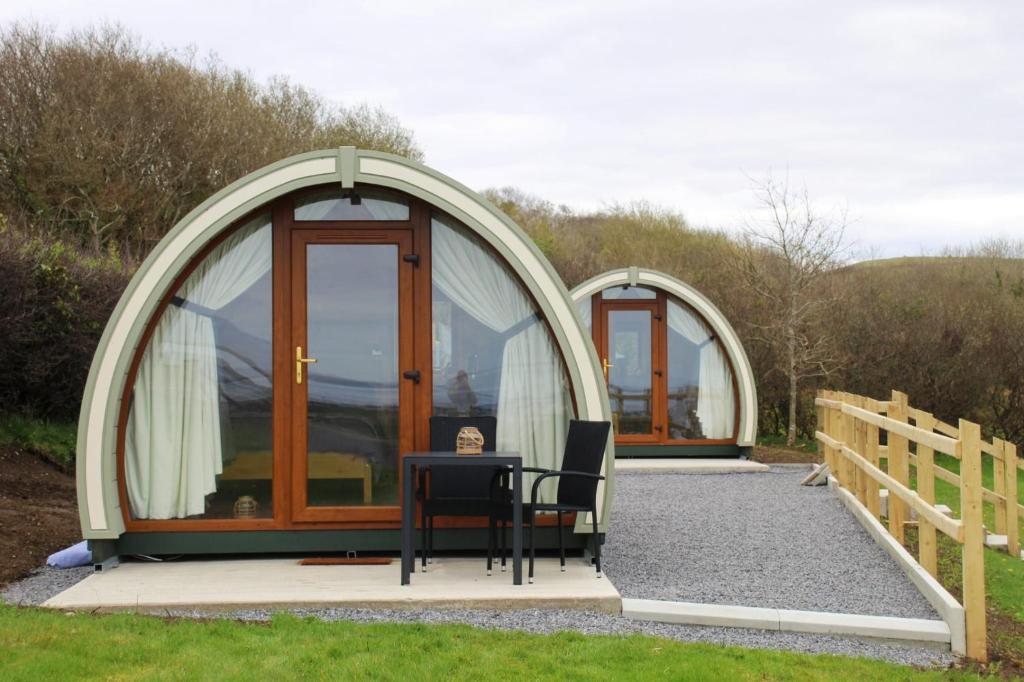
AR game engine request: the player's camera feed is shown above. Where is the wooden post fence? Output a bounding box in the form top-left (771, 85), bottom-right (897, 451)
top-left (814, 389), bottom-right (1010, 662)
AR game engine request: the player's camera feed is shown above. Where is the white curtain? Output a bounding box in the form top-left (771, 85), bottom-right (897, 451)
top-left (432, 217), bottom-right (572, 502)
top-left (666, 299), bottom-right (735, 439)
top-left (126, 215), bottom-right (273, 519)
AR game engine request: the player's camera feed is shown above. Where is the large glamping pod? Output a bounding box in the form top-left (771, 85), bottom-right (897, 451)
top-left (572, 267), bottom-right (756, 458)
top-left (76, 148), bottom-right (612, 560)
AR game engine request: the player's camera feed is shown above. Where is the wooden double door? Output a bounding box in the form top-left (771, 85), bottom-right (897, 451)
top-left (592, 292), bottom-right (736, 446)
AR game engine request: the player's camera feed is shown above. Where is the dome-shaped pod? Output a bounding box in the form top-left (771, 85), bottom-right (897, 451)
top-left (572, 267), bottom-right (757, 456)
top-left (76, 148), bottom-right (612, 545)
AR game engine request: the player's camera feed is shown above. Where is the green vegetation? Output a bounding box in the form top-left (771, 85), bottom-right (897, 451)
top-left (0, 604), bottom-right (987, 681)
top-left (0, 414), bottom-right (76, 468)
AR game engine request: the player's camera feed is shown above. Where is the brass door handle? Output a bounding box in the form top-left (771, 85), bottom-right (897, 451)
top-left (296, 346), bottom-right (317, 384)
top-left (602, 357), bottom-right (613, 378)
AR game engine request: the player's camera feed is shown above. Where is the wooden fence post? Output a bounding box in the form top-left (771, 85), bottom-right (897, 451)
top-left (841, 393), bottom-right (856, 491)
top-left (829, 391), bottom-right (842, 488)
top-left (960, 419), bottom-right (988, 662)
top-left (888, 391), bottom-right (911, 544)
top-left (815, 390), bottom-right (829, 472)
top-left (915, 411), bottom-right (939, 579)
top-left (1001, 439), bottom-right (1020, 558)
top-left (865, 412), bottom-right (882, 520)
top-left (994, 438), bottom-right (1007, 537)
top-left (853, 395), bottom-right (868, 506)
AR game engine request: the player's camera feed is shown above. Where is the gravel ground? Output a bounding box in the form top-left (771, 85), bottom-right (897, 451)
top-left (2, 565), bottom-right (92, 606)
top-left (2, 466), bottom-right (956, 668)
top-left (604, 467), bottom-right (940, 618)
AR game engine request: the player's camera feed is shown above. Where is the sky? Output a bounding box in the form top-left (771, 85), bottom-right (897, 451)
top-left (2, 0), bottom-right (1022, 257)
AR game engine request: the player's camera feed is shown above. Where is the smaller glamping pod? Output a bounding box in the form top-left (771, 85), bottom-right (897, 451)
top-left (571, 267), bottom-right (757, 458)
top-left (75, 148), bottom-right (613, 562)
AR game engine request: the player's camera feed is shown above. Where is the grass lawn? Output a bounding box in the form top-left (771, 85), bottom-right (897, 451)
top-left (0, 604), bottom-right (988, 681)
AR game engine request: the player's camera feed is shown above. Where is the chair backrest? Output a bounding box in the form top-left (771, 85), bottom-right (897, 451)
top-left (427, 416), bottom-right (498, 498)
top-left (557, 420), bottom-right (611, 507)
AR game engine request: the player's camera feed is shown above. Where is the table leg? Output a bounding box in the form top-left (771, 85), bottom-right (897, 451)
top-left (512, 461), bottom-right (523, 585)
top-left (401, 460), bottom-right (413, 585)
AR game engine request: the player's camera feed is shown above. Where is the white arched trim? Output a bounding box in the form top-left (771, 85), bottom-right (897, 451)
top-left (571, 268), bottom-right (758, 447)
top-left (77, 149), bottom-right (612, 537)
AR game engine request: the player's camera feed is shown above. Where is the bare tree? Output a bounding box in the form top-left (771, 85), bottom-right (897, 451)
top-left (734, 173), bottom-right (847, 446)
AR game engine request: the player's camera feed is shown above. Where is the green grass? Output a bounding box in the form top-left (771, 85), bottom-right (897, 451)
top-left (0, 414), bottom-right (76, 468)
top-left (0, 604), bottom-right (988, 681)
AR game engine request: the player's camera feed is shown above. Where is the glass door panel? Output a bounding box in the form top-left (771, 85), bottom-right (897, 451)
top-left (305, 244), bottom-right (399, 507)
top-left (606, 309), bottom-right (654, 436)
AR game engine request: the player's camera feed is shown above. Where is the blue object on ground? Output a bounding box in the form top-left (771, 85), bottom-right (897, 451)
top-left (47, 541), bottom-right (92, 568)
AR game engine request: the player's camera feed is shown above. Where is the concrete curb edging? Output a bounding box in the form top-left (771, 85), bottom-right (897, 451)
top-left (829, 476), bottom-right (967, 655)
top-left (622, 598), bottom-right (951, 646)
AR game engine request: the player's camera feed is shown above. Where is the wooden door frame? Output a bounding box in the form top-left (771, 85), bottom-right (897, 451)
top-left (112, 186), bottom-right (572, 532)
top-left (286, 226), bottom-right (415, 524)
top-left (593, 290), bottom-right (741, 446)
top-left (596, 297), bottom-right (662, 443)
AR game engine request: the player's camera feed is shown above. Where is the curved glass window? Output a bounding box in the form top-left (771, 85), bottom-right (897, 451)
top-left (294, 187), bottom-right (409, 221)
top-left (431, 214), bottom-right (574, 501)
top-left (666, 297), bottom-right (736, 439)
top-left (125, 214), bottom-right (273, 520)
top-left (602, 285), bottom-right (656, 300)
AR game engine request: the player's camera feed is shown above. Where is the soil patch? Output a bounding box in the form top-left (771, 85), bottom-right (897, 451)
top-left (0, 446), bottom-right (80, 587)
top-left (752, 445), bottom-right (823, 465)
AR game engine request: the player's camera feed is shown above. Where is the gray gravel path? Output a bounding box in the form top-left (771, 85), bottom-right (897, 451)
top-left (605, 467), bottom-right (940, 619)
top-left (2, 466), bottom-right (956, 668)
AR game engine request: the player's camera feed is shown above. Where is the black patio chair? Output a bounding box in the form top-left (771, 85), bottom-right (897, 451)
top-left (417, 416), bottom-right (501, 570)
top-left (487, 419), bottom-right (611, 583)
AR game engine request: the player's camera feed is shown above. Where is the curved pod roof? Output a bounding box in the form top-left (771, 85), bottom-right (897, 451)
top-left (571, 266), bottom-right (758, 447)
top-left (76, 148), bottom-right (613, 538)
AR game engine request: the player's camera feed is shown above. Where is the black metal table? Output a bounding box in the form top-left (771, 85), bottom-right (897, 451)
top-left (401, 451), bottom-right (523, 585)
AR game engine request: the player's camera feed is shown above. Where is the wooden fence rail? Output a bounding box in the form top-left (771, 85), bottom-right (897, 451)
top-left (814, 389), bottom-right (1020, 662)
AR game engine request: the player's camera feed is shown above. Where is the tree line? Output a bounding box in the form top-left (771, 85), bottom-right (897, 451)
top-left (1, 22), bottom-right (1022, 451)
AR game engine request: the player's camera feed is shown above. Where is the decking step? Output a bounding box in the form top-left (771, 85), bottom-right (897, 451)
top-left (621, 598), bottom-right (951, 646)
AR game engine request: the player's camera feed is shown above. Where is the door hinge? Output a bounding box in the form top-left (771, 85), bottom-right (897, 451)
top-left (403, 370), bottom-right (421, 383)
top-left (654, 369), bottom-right (663, 377)
top-left (403, 253), bottom-right (420, 266)
top-left (653, 313), bottom-right (664, 321)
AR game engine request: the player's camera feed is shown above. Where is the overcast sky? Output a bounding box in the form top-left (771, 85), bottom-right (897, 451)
top-left (3, 1), bottom-right (1022, 257)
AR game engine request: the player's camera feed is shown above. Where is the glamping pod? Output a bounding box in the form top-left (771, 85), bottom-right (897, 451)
top-left (571, 267), bottom-right (757, 458)
top-left (76, 148), bottom-right (612, 561)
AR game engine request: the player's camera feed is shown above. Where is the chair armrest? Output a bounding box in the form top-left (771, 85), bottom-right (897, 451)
top-left (530, 470), bottom-right (605, 503)
top-left (522, 466), bottom-right (550, 474)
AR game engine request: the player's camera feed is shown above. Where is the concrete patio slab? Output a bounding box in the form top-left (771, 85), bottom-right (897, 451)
top-left (42, 557), bottom-right (621, 614)
top-left (613, 458), bottom-right (769, 474)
